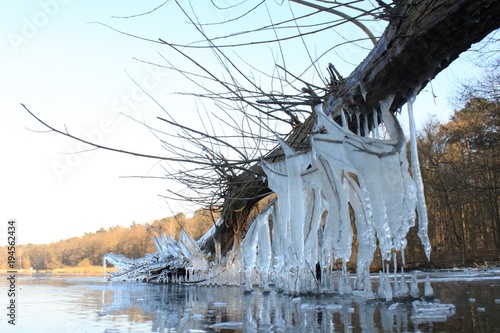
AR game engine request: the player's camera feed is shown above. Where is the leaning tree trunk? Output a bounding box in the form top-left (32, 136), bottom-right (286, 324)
top-left (200, 0), bottom-right (500, 255)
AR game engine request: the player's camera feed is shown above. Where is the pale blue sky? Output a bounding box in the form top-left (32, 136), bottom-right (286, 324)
top-left (0, 1), bottom-right (481, 245)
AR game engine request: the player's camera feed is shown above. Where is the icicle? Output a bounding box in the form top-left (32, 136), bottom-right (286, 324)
top-left (407, 96), bottom-right (431, 260)
top-left (241, 211), bottom-right (260, 292)
top-left (276, 136), bottom-right (308, 268)
top-left (318, 159), bottom-right (352, 262)
top-left (355, 110), bottom-right (361, 136)
top-left (341, 108), bottom-right (348, 129)
top-left (393, 252), bottom-right (398, 283)
top-left (271, 201), bottom-right (285, 291)
top-left (214, 239), bottom-right (221, 265)
top-left (410, 271), bottom-right (419, 298)
top-left (363, 113), bottom-right (369, 137)
top-left (378, 271), bottom-right (385, 298)
top-left (383, 271), bottom-right (393, 302)
top-left (261, 141), bottom-right (313, 294)
top-left (363, 268), bottom-right (372, 295)
top-left (401, 246), bottom-right (406, 266)
top-left (424, 275), bottom-right (433, 297)
top-left (302, 187), bottom-right (323, 292)
top-left (257, 206), bottom-right (273, 293)
top-left (399, 267), bottom-right (409, 297)
top-left (103, 257), bottom-right (107, 280)
top-left (339, 260), bottom-right (351, 295)
top-left (261, 159), bottom-right (289, 291)
top-left (359, 82), bottom-right (367, 102)
top-left (346, 175), bottom-right (376, 294)
top-left (372, 109), bottom-right (380, 139)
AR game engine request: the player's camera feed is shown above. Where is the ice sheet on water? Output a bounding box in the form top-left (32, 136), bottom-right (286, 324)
top-left (411, 300), bottom-right (456, 320)
top-left (210, 322), bottom-right (244, 329)
top-left (213, 302), bottom-right (227, 308)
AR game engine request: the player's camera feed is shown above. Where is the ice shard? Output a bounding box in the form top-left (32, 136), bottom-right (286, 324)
top-left (104, 228), bottom-right (206, 283)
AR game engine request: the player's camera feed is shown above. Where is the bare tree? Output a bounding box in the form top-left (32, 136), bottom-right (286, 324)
top-left (24, 0), bottom-right (500, 256)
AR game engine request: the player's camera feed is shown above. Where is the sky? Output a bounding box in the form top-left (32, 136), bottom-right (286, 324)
top-left (0, 1), bottom-right (484, 246)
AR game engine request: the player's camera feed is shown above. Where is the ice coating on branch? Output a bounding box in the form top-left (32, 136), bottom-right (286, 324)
top-left (238, 96), bottom-right (425, 295)
top-left (104, 229), bottom-right (205, 283)
top-left (103, 95), bottom-right (432, 301)
top-left (312, 98), bottom-right (417, 261)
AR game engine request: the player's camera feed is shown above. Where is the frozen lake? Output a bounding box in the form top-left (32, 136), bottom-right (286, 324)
top-left (1, 269), bottom-right (499, 332)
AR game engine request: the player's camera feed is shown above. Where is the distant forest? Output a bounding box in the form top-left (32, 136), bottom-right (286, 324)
top-left (402, 62), bottom-right (499, 268)
top-left (0, 209), bottom-right (216, 271)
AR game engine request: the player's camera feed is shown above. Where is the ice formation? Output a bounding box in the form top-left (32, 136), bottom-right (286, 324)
top-left (104, 95), bottom-right (434, 300)
top-left (238, 95), bottom-right (423, 295)
top-left (104, 229), bottom-right (206, 283)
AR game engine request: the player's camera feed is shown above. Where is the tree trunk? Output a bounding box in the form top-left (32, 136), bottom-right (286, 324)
top-left (202, 0), bottom-right (500, 255)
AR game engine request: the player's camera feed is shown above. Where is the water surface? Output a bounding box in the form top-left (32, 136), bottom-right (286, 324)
top-left (1, 269), bottom-right (499, 332)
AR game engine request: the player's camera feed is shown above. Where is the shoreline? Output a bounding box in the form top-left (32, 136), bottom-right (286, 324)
top-left (0, 266), bottom-right (116, 276)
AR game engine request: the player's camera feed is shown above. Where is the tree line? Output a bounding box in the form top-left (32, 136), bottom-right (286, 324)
top-left (0, 209), bottom-right (216, 271)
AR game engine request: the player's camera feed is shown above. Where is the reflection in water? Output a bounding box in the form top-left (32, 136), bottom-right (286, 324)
top-left (2, 272), bottom-right (498, 332)
top-left (99, 272), bottom-right (499, 332)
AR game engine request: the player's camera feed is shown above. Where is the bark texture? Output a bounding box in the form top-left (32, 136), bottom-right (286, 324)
top-left (201, 0), bottom-right (500, 255)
